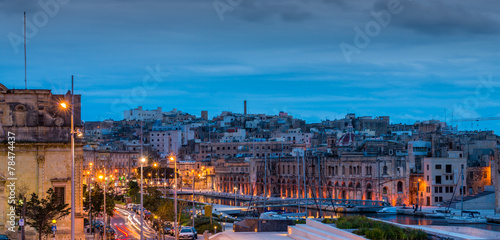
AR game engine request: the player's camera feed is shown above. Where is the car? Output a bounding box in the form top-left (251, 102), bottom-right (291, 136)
top-left (99, 226), bottom-right (116, 239)
top-left (0, 235), bottom-right (10, 240)
top-left (178, 227), bottom-right (195, 240)
top-left (190, 227), bottom-right (198, 239)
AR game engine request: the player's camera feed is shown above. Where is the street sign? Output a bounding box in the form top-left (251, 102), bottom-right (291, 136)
top-left (19, 219), bottom-right (24, 226)
top-left (52, 225), bottom-right (57, 231)
top-left (204, 205), bottom-right (212, 217)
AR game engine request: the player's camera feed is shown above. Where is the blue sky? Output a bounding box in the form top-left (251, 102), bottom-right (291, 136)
top-left (1, 0), bottom-right (500, 132)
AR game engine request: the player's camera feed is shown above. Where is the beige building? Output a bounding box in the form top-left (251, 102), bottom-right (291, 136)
top-left (422, 151), bottom-right (466, 206)
top-left (0, 84), bottom-right (84, 237)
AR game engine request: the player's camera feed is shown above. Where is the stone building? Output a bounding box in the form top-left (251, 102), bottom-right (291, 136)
top-left (0, 84), bottom-right (84, 237)
top-left (214, 152), bottom-right (409, 206)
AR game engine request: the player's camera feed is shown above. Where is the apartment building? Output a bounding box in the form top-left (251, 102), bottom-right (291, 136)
top-left (422, 151), bottom-right (466, 206)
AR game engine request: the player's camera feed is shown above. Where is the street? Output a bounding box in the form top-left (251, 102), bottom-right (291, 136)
top-left (110, 207), bottom-right (196, 240)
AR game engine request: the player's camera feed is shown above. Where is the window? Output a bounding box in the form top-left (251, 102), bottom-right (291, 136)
top-left (434, 187), bottom-right (438, 193)
top-left (435, 164), bottom-right (442, 170)
top-left (436, 176), bottom-right (442, 184)
top-left (54, 187), bottom-right (65, 205)
top-left (426, 186), bottom-right (430, 193)
top-left (397, 181), bottom-right (403, 193)
top-left (383, 166), bottom-right (388, 175)
top-left (445, 165), bottom-right (452, 173)
top-left (435, 197), bottom-right (439, 203)
top-left (427, 175), bottom-right (429, 181)
top-left (427, 164), bottom-right (429, 170)
top-left (383, 187), bottom-right (388, 194)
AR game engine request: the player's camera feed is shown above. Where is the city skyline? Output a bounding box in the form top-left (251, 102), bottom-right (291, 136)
top-left (1, 0), bottom-right (499, 132)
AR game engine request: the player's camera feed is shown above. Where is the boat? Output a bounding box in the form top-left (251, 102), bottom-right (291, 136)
top-left (377, 207), bottom-right (397, 215)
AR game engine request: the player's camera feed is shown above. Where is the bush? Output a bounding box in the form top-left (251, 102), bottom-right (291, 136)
top-left (365, 228), bottom-right (385, 240)
top-left (336, 216), bottom-right (428, 240)
top-left (196, 222), bottom-right (222, 234)
top-left (321, 218), bottom-right (336, 224)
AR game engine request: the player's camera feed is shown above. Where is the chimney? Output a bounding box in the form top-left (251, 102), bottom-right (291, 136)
top-left (244, 100), bottom-right (247, 115)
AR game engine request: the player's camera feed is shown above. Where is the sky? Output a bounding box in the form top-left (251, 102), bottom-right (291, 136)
top-left (1, 0), bottom-right (500, 133)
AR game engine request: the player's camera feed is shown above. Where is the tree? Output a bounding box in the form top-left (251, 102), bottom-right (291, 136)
top-left (24, 188), bottom-right (71, 240)
top-left (83, 183), bottom-right (115, 223)
top-left (127, 181), bottom-right (140, 203)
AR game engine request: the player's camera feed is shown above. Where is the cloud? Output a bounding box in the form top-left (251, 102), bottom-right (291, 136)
top-left (378, 0), bottom-right (500, 36)
top-left (234, 0), bottom-right (314, 22)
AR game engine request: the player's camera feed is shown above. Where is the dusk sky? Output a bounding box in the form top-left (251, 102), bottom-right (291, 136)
top-left (1, 0), bottom-right (499, 132)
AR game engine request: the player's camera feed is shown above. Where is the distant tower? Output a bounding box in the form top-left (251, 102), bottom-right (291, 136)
top-left (201, 111), bottom-right (208, 120)
top-left (244, 100), bottom-right (247, 115)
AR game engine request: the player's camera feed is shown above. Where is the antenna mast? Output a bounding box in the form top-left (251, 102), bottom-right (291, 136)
top-left (24, 12), bottom-right (27, 89)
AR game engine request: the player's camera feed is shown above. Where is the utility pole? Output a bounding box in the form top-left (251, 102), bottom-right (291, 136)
top-left (317, 154), bottom-right (322, 218)
top-left (297, 154), bottom-right (301, 213)
top-left (192, 170), bottom-right (195, 229)
top-left (264, 155), bottom-right (267, 211)
top-left (303, 153), bottom-right (307, 217)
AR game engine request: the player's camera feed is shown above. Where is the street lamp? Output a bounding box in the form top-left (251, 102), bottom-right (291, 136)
top-left (88, 163), bottom-right (93, 235)
top-left (140, 157), bottom-right (146, 240)
top-left (234, 187), bottom-right (238, 206)
top-left (170, 155), bottom-right (178, 240)
top-left (191, 170), bottom-right (195, 229)
top-left (99, 173), bottom-right (108, 240)
top-left (58, 76), bottom-right (83, 240)
top-left (417, 179), bottom-right (421, 212)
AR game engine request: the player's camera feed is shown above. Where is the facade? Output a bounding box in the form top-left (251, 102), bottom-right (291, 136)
top-left (124, 106), bottom-right (163, 121)
top-left (422, 153), bottom-right (467, 206)
top-left (214, 153), bottom-right (409, 206)
top-left (197, 141), bottom-right (304, 160)
top-left (82, 148), bottom-right (140, 186)
top-left (150, 130), bottom-right (183, 154)
top-left (0, 85), bottom-right (84, 237)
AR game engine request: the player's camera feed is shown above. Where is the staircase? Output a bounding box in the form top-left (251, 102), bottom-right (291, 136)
top-left (288, 219), bottom-right (367, 240)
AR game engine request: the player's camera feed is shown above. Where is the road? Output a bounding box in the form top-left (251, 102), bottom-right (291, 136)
top-left (110, 207), bottom-right (193, 240)
top-left (110, 207), bottom-right (157, 240)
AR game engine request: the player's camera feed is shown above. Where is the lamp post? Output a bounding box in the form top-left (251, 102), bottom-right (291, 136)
top-left (170, 155), bottom-right (178, 240)
top-left (417, 179), bottom-right (420, 212)
top-left (59, 76), bottom-right (82, 240)
top-left (140, 157), bottom-right (146, 240)
top-left (98, 173), bottom-right (106, 240)
top-left (88, 163), bottom-right (93, 235)
top-left (234, 187), bottom-right (237, 207)
top-left (192, 170), bottom-right (195, 229)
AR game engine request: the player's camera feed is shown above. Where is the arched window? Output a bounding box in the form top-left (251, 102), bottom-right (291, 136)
top-left (397, 181), bottom-right (403, 193)
top-left (383, 187), bottom-right (388, 194)
top-left (383, 166), bottom-right (388, 175)
top-left (349, 166), bottom-right (352, 175)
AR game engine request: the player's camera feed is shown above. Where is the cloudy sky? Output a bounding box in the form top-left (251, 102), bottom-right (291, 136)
top-left (1, 0), bottom-right (500, 132)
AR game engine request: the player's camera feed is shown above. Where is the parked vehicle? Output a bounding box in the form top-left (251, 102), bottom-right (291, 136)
top-left (0, 235), bottom-right (10, 240)
top-left (178, 227), bottom-right (195, 240)
top-left (190, 227), bottom-right (198, 239)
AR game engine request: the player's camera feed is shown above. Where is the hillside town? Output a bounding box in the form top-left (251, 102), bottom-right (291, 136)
top-left (82, 103), bottom-right (500, 210)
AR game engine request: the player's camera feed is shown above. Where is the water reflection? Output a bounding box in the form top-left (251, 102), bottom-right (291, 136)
top-left (178, 194), bottom-right (500, 232)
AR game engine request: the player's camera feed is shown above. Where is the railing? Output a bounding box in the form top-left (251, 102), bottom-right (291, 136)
top-left (242, 198), bottom-right (390, 208)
